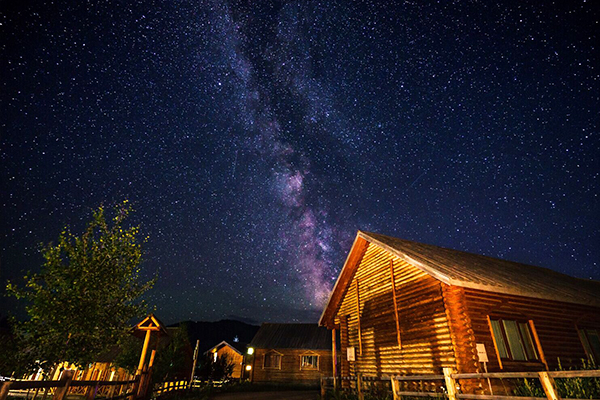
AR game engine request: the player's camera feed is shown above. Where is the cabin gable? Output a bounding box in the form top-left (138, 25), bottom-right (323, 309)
top-left (334, 242), bottom-right (457, 377)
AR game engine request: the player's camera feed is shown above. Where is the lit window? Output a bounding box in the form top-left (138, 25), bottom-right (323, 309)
top-left (301, 355), bottom-right (318, 369)
top-left (489, 318), bottom-right (539, 361)
top-left (263, 352), bottom-right (281, 369)
top-left (578, 328), bottom-right (600, 364)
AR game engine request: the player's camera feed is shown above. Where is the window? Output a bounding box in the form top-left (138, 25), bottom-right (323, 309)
top-left (301, 355), bottom-right (318, 369)
top-left (263, 352), bottom-right (281, 369)
top-left (578, 328), bottom-right (600, 364)
top-left (489, 318), bottom-right (539, 361)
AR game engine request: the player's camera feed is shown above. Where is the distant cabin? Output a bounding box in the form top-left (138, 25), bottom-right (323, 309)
top-left (205, 340), bottom-right (246, 379)
top-left (320, 231), bottom-right (600, 392)
top-left (248, 323), bottom-right (333, 386)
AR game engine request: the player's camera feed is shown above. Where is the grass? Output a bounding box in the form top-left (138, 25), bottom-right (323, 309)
top-left (513, 359), bottom-right (600, 399)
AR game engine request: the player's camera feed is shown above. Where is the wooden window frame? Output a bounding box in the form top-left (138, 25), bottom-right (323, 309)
top-left (262, 351), bottom-right (282, 370)
top-left (300, 354), bottom-right (319, 370)
top-left (488, 316), bottom-right (542, 366)
top-left (577, 327), bottom-right (600, 364)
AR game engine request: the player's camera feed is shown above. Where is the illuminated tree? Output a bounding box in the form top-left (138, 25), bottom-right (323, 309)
top-left (7, 201), bottom-right (154, 372)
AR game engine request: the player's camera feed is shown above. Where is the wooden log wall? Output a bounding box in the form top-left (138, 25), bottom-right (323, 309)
top-left (251, 348), bottom-right (332, 385)
top-left (442, 286), bottom-right (479, 374)
top-left (215, 346), bottom-right (243, 379)
top-left (461, 287), bottom-right (600, 372)
top-left (335, 243), bottom-right (457, 378)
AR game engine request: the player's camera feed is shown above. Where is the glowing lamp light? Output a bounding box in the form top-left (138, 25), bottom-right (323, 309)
top-left (247, 347), bottom-right (254, 355)
top-left (245, 365), bottom-right (252, 371)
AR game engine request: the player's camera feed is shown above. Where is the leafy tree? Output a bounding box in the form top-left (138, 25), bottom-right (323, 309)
top-left (152, 326), bottom-right (190, 381)
top-left (196, 352), bottom-right (234, 382)
top-left (6, 201), bottom-right (154, 373)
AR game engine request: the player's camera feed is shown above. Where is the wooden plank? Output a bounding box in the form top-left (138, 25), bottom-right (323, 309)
top-left (538, 371), bottom-right (560, 400)
top-left (332, 328), bottom-right (338, 389)
top-left (529, 320), bottom-right (548, 370)
top-left (392, 375), bottom-right (445, 381)
top-left (356, 279), bottom-right (363, 355)
top-left (453, 372), bottom-right (540, 379)
top-left (395, 391), bottom-right (446, 398)
top-left (443, 367), bottom-right (458, 400)
top-left (547, 369), bottom-right (600, 378)
top-left (390, 260), bottom-right (402, 349)
top-left (486, 315), bottom-right (503, 370)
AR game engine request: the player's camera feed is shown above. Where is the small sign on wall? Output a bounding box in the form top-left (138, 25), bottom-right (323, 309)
top-left (347, 346), bottom-right (356, 361)
top-left (476, 343), bottom-right (489, 363)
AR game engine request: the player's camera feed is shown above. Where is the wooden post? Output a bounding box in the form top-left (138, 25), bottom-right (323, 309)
top-left (320, 377), bottom-right (326, 399)
top-left (539, 371), bottom-right (561, 400)
top-left (52, 370), bottom-right (74, 400)
top-left (130, 374), bottom-right (140, 400)
top-left (390, 260), bottom-right (402, 349)
top-left (390, 377), bottom-right (400, 400)
top-left (530, 321), bottom-right (549, 371)
top-left (331, 329), bottom-right (338, 389)
top-left (357, 374), bottom-right (364, 400)
top-left (86, 382), bottom-right (99, 400)
top-left (0, 382), bottom-right (13, 400)
top-left (443, 368), bottom-right (457, 400)
top-left (107, 370), bottom-right (116, 399)
top-left (137, 330), bottom-right (152, 372)
top-left (356, 280), bottom-right (363, 355)
top-left (189, 340), bottom-right (200, 387)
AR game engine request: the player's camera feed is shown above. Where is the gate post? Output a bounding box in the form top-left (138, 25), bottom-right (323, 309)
top-left (357, 374), bottom-right (364, 400)
top-left (539, 371), bottom-right (561, 400)
top-left (0, 382), bottom-right (13, 400)
top-left (390, 377), bottom-right (400, 400)
top-left (443, 368), bottom-right (457, 400)
top-left (52, 370), bottom-right (74, 400)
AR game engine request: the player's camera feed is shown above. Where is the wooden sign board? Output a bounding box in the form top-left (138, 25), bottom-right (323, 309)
top-left (476, 343), bottom-right (489, 362)
top-left (347, 346), bottom-right (356, 361)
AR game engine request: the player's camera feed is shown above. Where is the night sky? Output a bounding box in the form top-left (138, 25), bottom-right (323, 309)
top-left (1, 1), bottom-right (598, 325)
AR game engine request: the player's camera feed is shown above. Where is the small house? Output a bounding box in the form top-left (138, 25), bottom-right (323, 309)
top-left (248, 323), bottom-right (333, 386)
top-left (320, 231), bottom-right (600, 392)
top-left (205, 341), bottom-right (246, 379)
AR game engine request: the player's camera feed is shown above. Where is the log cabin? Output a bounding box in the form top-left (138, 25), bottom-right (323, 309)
top-left (248, 323), bottom-right (333, 386)
top-left (319, 231), bottom-right (600, 392)
top-left (205, 341), bottom-right (246, 379)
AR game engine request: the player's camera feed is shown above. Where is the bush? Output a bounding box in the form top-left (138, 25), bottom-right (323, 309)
top-left (514, 359), bottom-right (600, 399)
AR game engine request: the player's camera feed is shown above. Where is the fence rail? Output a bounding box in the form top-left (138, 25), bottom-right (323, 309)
top-left (0, 372), bottom-right (140, 400)
top-left (152, 380), bottom-right (189, 397)
top-left (320, 368), bottom-right (600, 400)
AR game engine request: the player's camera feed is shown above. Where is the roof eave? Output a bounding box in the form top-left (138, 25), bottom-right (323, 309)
top-left (319, 233), bottom-right (369, 328)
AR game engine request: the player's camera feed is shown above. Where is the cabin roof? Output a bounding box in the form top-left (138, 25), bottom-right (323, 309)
top-left (249, 323), bottom-right (330, 350)
top-left (205, 340), bottom-right (246, 355)
top-left (320, 231), bottom-right (600, 327)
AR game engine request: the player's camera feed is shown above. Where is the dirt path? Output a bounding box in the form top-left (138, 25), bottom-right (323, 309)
top-left (209, 390), bottom-right (320, 400)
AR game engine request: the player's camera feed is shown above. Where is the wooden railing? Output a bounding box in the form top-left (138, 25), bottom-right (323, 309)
top-left (0, 371), bottom-right (140, 400)
top-left (321, 369), bottom-right (600, 400)
top-left (151, 380), bottom-right (190, 397)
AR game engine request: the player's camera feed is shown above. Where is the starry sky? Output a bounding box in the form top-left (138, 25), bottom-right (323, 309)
top-left (1, 0), bottom-right (598, 325)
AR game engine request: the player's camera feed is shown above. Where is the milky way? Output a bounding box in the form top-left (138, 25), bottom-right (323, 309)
top-left (1, 0), bottom-right (598, 324)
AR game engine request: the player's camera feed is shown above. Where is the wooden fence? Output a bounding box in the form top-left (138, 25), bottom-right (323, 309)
top-left (321, 369), bottom-right (600, 400)
top-left (0, 370), bottom-right (143, 400)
